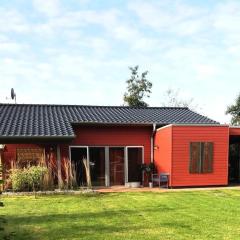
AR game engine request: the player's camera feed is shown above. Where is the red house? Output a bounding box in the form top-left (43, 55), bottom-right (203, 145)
top-left (0, 103), bottom-right (239, 188)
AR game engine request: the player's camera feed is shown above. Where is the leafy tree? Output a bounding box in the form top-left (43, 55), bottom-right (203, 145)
top-left (226, 93), bottom-right (240, 125)
top-left (161, 88), bottom-right (199, 111)
top-left (124, 66), bottom-right (152, 107)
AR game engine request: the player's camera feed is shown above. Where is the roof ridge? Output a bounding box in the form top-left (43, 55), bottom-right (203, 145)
top-left (0, 103), bottom-right (189, 109)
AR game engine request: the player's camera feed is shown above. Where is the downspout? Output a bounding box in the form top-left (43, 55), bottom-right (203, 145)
top-left (151, 123), bottom-right (157, 163)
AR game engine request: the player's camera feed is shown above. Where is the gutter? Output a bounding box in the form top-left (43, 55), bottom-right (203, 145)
top-left (150, 123), bottom-right (157, 163)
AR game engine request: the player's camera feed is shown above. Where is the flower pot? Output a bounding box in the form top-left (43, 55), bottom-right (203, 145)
top-left (125, 182), bottom-right (141, 188)
top-left (149, 182), bottom-right (153, 188)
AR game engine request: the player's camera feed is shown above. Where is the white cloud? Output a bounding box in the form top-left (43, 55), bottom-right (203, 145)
top-left (0, 8), bottom-right (30, 33)
top-left (88, 38), bottom-right (111, 56)
top-left (212, 1), bottom-right (240, 58)
top-left (195, 64), bottom-right (219, 79)
top-left (0, 41), bottom-right (28, 53)
top-left (212, 1), bottom-right (240, 32)
top-left (32, 0), bottom-right (61, 17)
top-left (128, 1), bottom-right (206, 36)
top-left (44, 9), bottom-right (119, 29)
top-left (32, 8), bottom-right (122, 42)
top-left (111, 25), bottom-right (140, 42)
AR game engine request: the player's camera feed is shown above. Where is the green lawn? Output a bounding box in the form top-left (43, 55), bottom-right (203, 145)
top-left (1, 190), bottom-right (240, 240)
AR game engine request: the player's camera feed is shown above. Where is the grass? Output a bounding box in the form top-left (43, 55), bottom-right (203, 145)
top-left (1, 190), bottom-right (240, 239)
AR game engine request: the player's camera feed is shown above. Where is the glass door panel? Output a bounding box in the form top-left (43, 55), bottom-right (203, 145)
top-left (89, 147), bottom-right (105, 186)
top-left (109, 147), bottom-right (124, 185)
top-left (70, 147), bottom-right (88, 187)
top-left (127, 147), bottom-right (143, 183)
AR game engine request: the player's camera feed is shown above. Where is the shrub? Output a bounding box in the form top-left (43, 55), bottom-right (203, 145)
top-left (10, 166), bottom-right (48, 192)
top-left (28, 166), bottom-right (48, 191)
top-left (10, 169), bottom-right (28, 191)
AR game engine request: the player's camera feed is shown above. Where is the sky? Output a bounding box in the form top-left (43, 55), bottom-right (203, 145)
top-left (0, 0), bottom-right (239, 124)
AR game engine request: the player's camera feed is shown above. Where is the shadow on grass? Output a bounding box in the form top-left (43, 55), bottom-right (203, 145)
top-left (4, 207), bottom-right (192, 239)
top-left (1, 215), bottom-right (35, 240)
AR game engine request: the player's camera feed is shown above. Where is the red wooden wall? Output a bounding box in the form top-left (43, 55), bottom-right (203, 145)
top-left (3, 144), bottom-right (44, 170)
top-left (172, 125), bottom-right (229, 186)
top-left (154, 125), bottom-right (229, 187)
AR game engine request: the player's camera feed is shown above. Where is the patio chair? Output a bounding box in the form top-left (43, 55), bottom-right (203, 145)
top-left (159, 173), bottom-right (169, 188)
top-left (152, 173), bottom-right (160, 187)
top-left (152, 173), bottom-right (169, 188)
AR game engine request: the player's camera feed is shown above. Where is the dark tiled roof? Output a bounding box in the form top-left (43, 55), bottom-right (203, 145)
top-left (0, 104), bottom-right (219, 139)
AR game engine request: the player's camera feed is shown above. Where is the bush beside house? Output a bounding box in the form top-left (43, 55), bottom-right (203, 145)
top-left (10, 166), bottom-right (47, 192)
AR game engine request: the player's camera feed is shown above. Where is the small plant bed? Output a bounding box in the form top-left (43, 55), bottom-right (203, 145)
top-left (2, 190), bottom-right (240, 239)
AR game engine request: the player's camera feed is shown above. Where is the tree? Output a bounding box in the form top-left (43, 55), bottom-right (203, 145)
top-left (161, 88), bottom-right (199, 111)
top-left (226, 93), bottom-right (240, 125)
top-left (124, 66), bottom-right (152, 107)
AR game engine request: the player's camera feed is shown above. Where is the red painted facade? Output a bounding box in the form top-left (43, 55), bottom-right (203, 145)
top-left (1, 124), bottom-right (235, 187)
top-left (154, 125), bottom-right (229, 187)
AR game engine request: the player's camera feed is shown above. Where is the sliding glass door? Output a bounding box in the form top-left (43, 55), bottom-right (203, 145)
top-left (109, 147), bottom-right (125, 185)
top-left (70, 146), bottom-right (144, 187)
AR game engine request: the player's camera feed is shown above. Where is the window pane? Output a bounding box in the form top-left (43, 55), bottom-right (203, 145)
top-left (127, 147), bottom-right (142, 182)
top-left (89, 147), bottom-right (105, 186)
top-left (202, 142), bottom-right (213, 173)
top-left (189, 142), bottom-right (201, 173)
top-left (70, 148), bottom-right (87, 186)
top-left (17, 148), bottom-right (44, 168)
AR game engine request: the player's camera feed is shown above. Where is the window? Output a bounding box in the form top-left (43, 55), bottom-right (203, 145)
top-left (189, 142), bottom-right (213, 173)
top-left (16, 148), bottom-right (44, 168)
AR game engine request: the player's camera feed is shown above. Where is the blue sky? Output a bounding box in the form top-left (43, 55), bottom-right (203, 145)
top-left (0, 0), bottom-right (239, 123)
